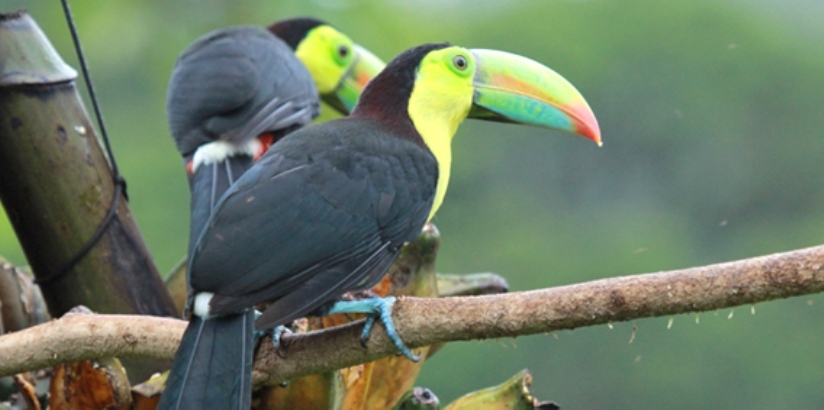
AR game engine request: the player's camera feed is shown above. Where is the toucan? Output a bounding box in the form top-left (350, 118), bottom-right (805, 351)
top-left (165, 17), bottom-right (384, 256)
top-left (160, 43), bottom-right (600, 409)
top-left (158, 18), bottom-right (383, 410)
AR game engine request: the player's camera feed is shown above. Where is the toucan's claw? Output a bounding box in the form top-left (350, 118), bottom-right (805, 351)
top-left (327, 296), bottom-right (420, 362)
top-left (253, 310), bottom-right (291, 358)
top-left (360, 315), bottom-right (376, 348)
top-left (273, 326), bottom-right (292, 358)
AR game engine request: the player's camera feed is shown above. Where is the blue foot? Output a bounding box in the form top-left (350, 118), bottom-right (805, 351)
top-left (253, 310), bottom-right (291, 357)
top-left (326, 296), bottom-right (420, 362)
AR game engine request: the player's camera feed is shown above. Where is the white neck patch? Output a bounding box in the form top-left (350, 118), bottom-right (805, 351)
top-left (191, 139), bottom-right (262, 173)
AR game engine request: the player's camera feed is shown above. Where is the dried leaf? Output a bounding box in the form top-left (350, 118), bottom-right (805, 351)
top-left (49, 359), bottom-right (131, 410)
top-left (12, 372), bottom-right (40, 410)
top-left (131, 372), bottom-right (167, 410)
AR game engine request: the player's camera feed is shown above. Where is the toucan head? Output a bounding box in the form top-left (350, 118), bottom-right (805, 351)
top-left (355, 43), bottom-right (601, 146)
top-left (269, 18), bottom-right (385, 115)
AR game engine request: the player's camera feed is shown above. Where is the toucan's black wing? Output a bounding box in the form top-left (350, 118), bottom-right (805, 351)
top-left (167, 26), bottom-right (319, 159)
top-left (188, 117), bottom-right (437, 328)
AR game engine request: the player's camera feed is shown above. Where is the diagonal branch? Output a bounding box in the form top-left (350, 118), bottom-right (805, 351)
top-left (0, 244), bottom-right (822, 385)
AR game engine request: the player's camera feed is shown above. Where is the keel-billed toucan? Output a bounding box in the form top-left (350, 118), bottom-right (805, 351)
top-left (160, 43), bottom-right (600, 409)
top-left (165, 17), bottom-right (384, 255)
top-left (158, 18), bottom-right (383, 410)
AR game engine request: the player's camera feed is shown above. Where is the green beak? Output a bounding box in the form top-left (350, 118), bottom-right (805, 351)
top-left (322, 44), bottom-right (386, 115)
top-left (469, 49), bottom-right (601, 145)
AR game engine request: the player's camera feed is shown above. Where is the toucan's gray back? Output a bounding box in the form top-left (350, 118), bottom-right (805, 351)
top-left (167, 26), bottom-right (319, 160)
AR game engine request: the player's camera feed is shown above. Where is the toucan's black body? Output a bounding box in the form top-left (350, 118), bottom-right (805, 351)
top-left (189, 44), bottom-right (445, 329)
top-left (190, 45), bottom-right (441, 331)
top-left (161, 47), bottom-right (438, 410)
top-left (191, 117), bottom-right (438, 328)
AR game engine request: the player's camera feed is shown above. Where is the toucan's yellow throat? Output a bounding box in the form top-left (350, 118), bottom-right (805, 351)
top-left (406, 47), bottom-right (475, 219)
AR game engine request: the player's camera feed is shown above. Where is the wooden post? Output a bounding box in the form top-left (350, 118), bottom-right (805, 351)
top-left (0, 10), bottom-right (177, 381)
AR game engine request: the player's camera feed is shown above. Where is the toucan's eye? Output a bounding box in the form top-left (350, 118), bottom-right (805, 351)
top-left (452, 55), bottom-right (467, 70)
top-left (337, 45), bottom-right (349, 59)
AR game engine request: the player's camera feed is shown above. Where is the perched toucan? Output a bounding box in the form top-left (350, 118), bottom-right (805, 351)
top-left (162, 43), bottom-right (600, 409)
top-left (158, 18), bottom-right (383, 410)
top-left (165, 17), bottom-right (385, 255)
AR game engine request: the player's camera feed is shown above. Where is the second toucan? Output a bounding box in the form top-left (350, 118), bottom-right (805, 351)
top-left (159, 17), bottom-right (384, 410)
top-left (166, 17), bottom-right (385, 254)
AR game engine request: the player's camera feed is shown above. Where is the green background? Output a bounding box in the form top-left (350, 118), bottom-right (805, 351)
top-left (2, 1), bottom-right (823, 408)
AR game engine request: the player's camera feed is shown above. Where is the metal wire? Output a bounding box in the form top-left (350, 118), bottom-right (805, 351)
top-left (36, 0), bottom-right (128, 285)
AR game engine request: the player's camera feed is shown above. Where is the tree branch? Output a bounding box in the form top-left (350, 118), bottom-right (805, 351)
top-left (1, 244), bottom-right (822, 384)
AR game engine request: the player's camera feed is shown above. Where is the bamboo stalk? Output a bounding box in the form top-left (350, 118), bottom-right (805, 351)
top-left (0, 10), bottom-right (177, 382)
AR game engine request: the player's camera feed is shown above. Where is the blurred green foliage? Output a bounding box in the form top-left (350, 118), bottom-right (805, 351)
top-left (2, 0), bottom-right (823, 408)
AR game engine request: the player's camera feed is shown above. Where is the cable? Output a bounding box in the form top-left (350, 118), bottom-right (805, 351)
top-left (36, 0), bottom-right (129, 285)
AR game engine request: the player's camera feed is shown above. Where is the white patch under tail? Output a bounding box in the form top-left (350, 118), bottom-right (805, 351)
top-left (192, 292), bottom-right (215, 318)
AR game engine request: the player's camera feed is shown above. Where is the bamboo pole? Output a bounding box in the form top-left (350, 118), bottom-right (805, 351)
top-left (0, 10), bottom-right (177, 381)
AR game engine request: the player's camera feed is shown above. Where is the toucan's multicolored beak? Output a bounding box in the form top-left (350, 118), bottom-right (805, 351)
top-left (323, 44), bottom-right (386, 114)
top-left (468, 49), bottom-right (601, 146)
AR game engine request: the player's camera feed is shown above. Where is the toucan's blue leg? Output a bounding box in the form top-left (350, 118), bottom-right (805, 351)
top-left (326, 296), bottom-right (420, 361)
top-left (253, 310), bottom-right (291, 357)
